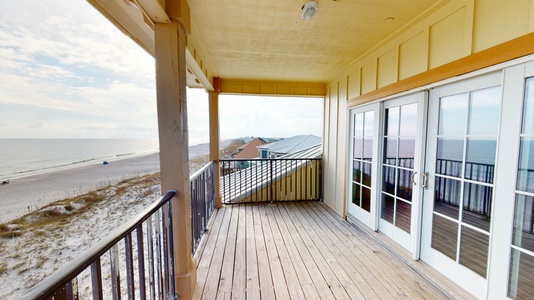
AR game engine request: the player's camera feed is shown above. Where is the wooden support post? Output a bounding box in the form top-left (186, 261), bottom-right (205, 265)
top-left (209, 78), bottom-right (222, 208)
top-left (154, 20), bottom-right (196, 299)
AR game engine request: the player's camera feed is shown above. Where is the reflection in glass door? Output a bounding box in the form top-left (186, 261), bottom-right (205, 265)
top-left (378, 94), bottom-right (424, 252)
top-left (352, 111), bottom-right (374, 212)
top-left (509, 77), bottom-right (534, 299)
top-left (347, 105), bottom-right (378, 228)
top-left (421, 72), bottom-right (502, 297)
top-left (431, 86), bottom-right (500, 276)
top-left (381, 103), bottom-right (417, 233)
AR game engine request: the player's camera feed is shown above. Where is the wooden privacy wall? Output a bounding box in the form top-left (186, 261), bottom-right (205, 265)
top-left (222, 159), bottom-right (322, 203)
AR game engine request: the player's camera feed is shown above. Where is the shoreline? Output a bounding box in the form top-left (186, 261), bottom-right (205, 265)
top-left (0, 140), bottom-right (235, 224)
top-left (0, 150), bottom-right (160, 182)
top-left (0, 152), bottom-right (161, 224)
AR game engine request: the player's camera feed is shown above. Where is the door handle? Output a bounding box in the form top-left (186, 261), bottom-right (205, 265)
top-left (411, 172), bottom-right (417, 186)
top-left (422, 172), bottom-right (429, 190)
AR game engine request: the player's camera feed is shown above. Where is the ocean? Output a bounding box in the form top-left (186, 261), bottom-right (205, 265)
top-left (0, 139), bottom-right (160, 180)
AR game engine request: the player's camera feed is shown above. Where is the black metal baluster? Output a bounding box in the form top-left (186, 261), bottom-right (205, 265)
top-left (147, 216), bottom-right (155, 300)
top-left (125, 233), bottom-right (135, 300)
top-left (167, 200), bottom-right (176, 299)
top-left (90, 258), bottom-right (103, 300)
top-left (136, 224), bottom-right (146, 300)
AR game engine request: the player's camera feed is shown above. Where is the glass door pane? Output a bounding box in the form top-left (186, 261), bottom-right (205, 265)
top-left (352, 111), bottom-right (374, 212)
top-left (509, 77), bottom-right (534, 299)
top-left (431, 85), bottom-right (500, 278)
top-left (347, 104), bottom-right (379, 228)
top-left (380, 103), bottom-right (417, 234)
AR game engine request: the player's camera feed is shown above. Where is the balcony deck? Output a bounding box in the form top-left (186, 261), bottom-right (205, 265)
top-left (193, 201), bottom-right (471, 300)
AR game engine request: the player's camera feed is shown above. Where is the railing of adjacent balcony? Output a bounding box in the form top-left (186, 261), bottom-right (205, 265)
top-left (190, 161), bottom-right (215, 253)
top-left (220, 158), bottom-right (322, 204)
top-left (23, 191), bottom-right (178, 300)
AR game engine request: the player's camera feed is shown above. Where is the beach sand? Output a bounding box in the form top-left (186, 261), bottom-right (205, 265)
top-left (0, 140), bottom-right (237, 224)
top-left (0, 153), bottom-right (161, 224)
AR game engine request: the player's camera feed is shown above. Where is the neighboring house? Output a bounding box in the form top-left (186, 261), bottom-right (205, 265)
top-left (232, 137), bottom-right (267, 159)
top-left (257, 135), bottom-right (321, 158)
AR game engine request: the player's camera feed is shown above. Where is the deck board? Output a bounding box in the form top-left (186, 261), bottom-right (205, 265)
top-left (194, 201), bottom-right (470, 300)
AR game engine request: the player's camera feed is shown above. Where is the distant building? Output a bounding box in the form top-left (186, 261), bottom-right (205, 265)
top-left (257, 135), bottom-right (321, 159)
top-left (232, 137), bottom-right (268, 159)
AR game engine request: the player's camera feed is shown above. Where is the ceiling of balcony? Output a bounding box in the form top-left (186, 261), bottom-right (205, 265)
top-left (188, 0), bottom-right (448, 83)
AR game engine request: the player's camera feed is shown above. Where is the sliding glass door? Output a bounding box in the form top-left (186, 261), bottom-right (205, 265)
top-left (378, 93), bottom-right (426, 252)
top-left (420, 72), bottom-right (502, 297)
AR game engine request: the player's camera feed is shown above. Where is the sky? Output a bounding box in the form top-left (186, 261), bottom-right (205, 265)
top-left (0, 0), bottom-right (323, 145)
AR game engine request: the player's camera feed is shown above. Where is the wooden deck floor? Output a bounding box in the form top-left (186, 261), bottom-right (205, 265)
top-left (193, 201), bottom-right (463, 300)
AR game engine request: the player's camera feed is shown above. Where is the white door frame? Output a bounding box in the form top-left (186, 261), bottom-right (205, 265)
top-left (376, 92), bottom-right (427, 256)
top-left (420, 71), bottom-right (503, 299)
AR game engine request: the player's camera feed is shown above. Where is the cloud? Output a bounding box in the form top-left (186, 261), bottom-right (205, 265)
top-left (29, 122), bottom-right (44, 128)
top-left (0, 0), bottom-right (324, 141)
top-left (0, 0), bottom-right (159, 138)
top-left (219, 95), bottom-right (323, 140)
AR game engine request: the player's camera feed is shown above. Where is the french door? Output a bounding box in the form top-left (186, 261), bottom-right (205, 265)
top-left (347, 57), bottom-right (534, 299)
top-left (378, 93), bottom-right (426, 253)
top-left (347, 104), bottom-right (380, 229)
top-left (420, 72), bottom-right (502, 298)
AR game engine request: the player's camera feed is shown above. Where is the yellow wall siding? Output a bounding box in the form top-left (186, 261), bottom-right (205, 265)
top-left (322, 87), bottom-right (331, 206)
top-left (378, 48), bottom-right (398, 88)
top-left (399, 31), bottom-right (428, 80)
top-left (429, 7), bottom-right (467, 69)
top-left (218, 79), bottom-right (327, 96)
top-left (325, 83), bottom-right (339, 208)
top-left (339, 0), bottom-right (534, 102)
top-left (361, 60), bottom-right (377, 94)
top-left (321, 80), bottom-right (346, 215)
top-left (334, 79), bottom-right (348, 215)
top-left (473, 0), bottom-right (532, 52)
top-left (347, 69), bottom-right (361, 100)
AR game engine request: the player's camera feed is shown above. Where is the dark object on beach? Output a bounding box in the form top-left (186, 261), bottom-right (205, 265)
top-left (103, 161), bottom-right (109, 165)
top-left (2, 180), bottom-right (10, 185)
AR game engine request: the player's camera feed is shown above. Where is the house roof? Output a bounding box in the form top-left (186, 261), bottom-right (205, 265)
top-left (257, 135), bottom-right (321, 155)
top-left (234, 137), bottom-right (267, 159)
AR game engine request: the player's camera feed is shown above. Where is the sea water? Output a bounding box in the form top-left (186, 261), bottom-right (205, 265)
top-left (0, 139), bottom-right (160, 180)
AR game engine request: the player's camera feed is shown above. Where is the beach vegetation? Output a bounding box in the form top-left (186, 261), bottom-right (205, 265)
top-left (10, 218), bottom-right (26, 225)
top-left (0, 230), bottom-right (23, 238)
top-left (35, 256), bottom-right (47, 268)
top-left (81, 191), bottom-right (103, 203)
top-left (0, 223), bottom-right (8, 232)
top-left (0, 262), bottom-right (7, 275)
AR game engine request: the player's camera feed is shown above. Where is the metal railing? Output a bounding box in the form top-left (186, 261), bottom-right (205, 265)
top-left (220, 158), bottom-right (322, 204)
top-left (23, 191), bottom-right (178, 300)
top-left (190, 162), bottom-right (215, 253)
top-left (435, 158), bottom-right (495, 216)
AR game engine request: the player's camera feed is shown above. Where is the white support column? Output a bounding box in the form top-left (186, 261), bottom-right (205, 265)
top-left (209, 78), bottom-right (222, 208)
top-left (154, 19), bottom-right (195, 299)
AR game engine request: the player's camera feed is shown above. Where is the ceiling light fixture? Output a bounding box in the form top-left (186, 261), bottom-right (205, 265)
top-left (301, 1), bottom-right (318, 22)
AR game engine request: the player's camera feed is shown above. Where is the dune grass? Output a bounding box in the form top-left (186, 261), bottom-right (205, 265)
top-left (0, 173), bottom-right (161, 239)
